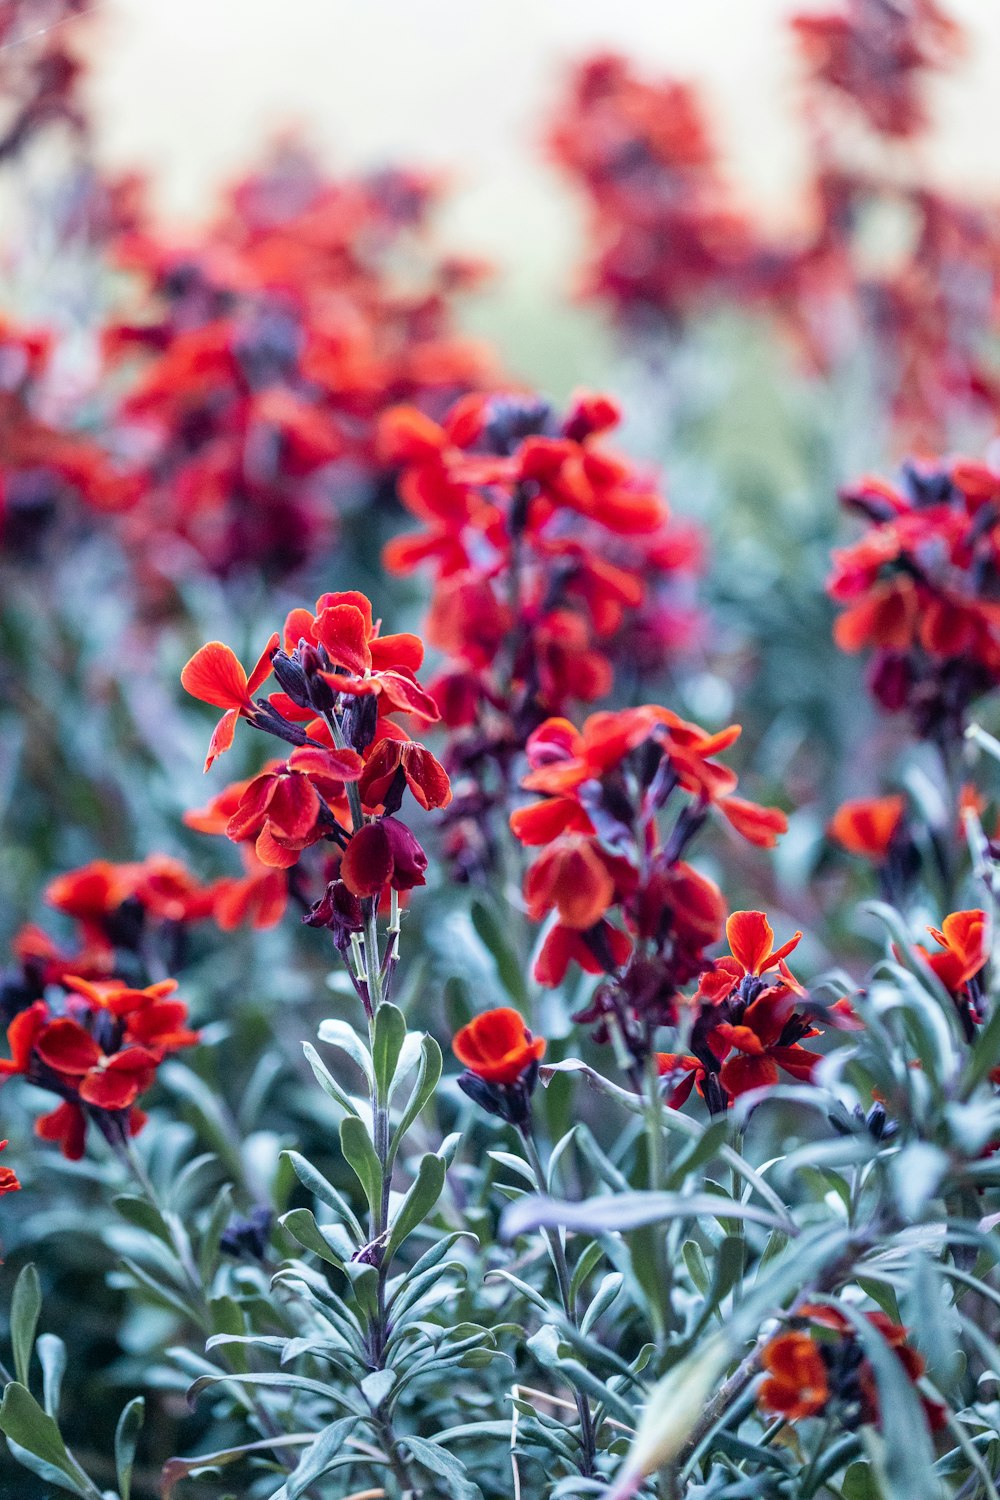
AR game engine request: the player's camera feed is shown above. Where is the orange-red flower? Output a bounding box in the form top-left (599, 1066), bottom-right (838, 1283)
top-left (359, 736), bottom-right (452, 812)
top-left (209, 850), bottom-right (289, 931)
top-left (181, 634), bottom-right (279, 769)
top-left (452, 1007), bottom-right (546, 1085)
top-left (379, 388), bottom-right (705, 884)
top-left (523, 836), bottom-right (618, 930)
top-left (224, 746), bottom-right (359, 869)
top-left (759, 1332), bottom-right (830, 1421)
top-left (282, 590), bottom-right (439, 723)
top-left (828, 458), bottom-right (1000, 738)
top-left (759, 1304), bottom-right (948, 1432)
top-left (828, 795), bottom-right (906, 860)
top-left (0, 973), bottom-right (198, 1160)
top-left (917, 909), bottom-right (989, 1011)
top-left (34, 1022), bottom-right (159, 1110)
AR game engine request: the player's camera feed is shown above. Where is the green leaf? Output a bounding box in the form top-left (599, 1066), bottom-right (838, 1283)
top-left (570, 1239), bottom-right (606, 1302)
top-left (471, 899), bottom-right (528, 1007)
top-left (316, 1018), bottom-right (373, 1086)
top-left (279, 1208), bottom-right (348, 1269)
top-left (11, 1263), bottom-right (41, 1387)
top-left (387, 1033), bottom-right (442, 1169)
top-left (340, 1115), bottom-right (382, 1215)
top-left (209, 1296), bottom-right (247, 1373)
top-left (682, 1239), bottom-right (711, 1297)
top-left (113, 1193), bottom-right (171, 1243)
top-left (302, 1041), bottom-right (362, 1118)
top-left (0, 1383), bottom-right (100, 1498)
top-left (160, 1435), bottom-right (314, 1500)
top-left (341, 1260), bottom-right (379, 1321)
top-left (387, 1152), bottom-right (446, 1260)
top-left (580, 1272), bottom-right (623, 1337)
top-left (360, 1368), bottom-right (395, 1410)
top-left (282, 1150), bottom-right (364, 1242)
top-left (373, 1003), bottom-right (407, 1099)
top-left (403, 1433), bottom-right (484, 1500)
top-left (890, 1142), bottom-right (949, 1220)
top-left (502, 1190), bottom-right (793, 1240)
top-left (842, 1459), bottom-right (879, 1499)
top-left (114, 1396), bottom-right (144, 1500)
top-left (36, 1335), bottom-right (66, 1419)
top-left (281, 1419), bottom-right (357, 1500)
top-left (198, 1182), bottom-right (235, 1283)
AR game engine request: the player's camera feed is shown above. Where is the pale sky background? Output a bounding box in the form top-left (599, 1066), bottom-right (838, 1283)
top-left (79, 0), bottom-right (1000, 388)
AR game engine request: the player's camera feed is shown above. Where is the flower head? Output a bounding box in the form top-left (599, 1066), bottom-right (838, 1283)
top-left (453, 1007), bottom-right (546, 1126)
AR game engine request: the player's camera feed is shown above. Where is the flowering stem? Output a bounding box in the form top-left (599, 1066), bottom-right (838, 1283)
top-left (320, 707), bottom-right (416, 1498)
top-left (518, 1123), bottom-right (597, 1477)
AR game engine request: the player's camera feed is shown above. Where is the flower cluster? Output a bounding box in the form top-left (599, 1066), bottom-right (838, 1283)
top-left (760, 1304), bottom-right (946, 1431)
top-left (182, 589), bottom-right (450, 1003)
top-left (655, 910), bottom-right (858, 1112)
top-left (6, 854), bottom-right (231, 999)
top-left (553, 16), bottom-right (1000, 450)
top-left (828, 457), bottom-right (1000, 742)
top-left (0, 973), bottom-right (196, 1160)
top-left (101, 140), bottom-right (494, 584)
top-left (0, 852), bottom-right (215, 1160)
top-left (509, 703), bottom-right (787, 1067)
top-left (0, 318), bottom-right (134, 556)
top-left (380, 389), bottom-right (703, 880)
top-left (790, 0), bottom-right (963, 140)
top-left (547, 53), bottom-right (756, 327)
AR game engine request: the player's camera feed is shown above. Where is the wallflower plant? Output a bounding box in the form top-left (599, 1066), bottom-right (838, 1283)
top-left (3, 12), bottom-right (1000, 1496)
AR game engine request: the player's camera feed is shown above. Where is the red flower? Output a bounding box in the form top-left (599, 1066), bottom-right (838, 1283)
top-left (0, 1003), bottom-right (47, 1080)
top-left (721, 911), bottom-right (804, 982)
top-left (181, 634), bottom-right (279, 769)
top-left (129, 856), bottom-right (217, 924)
top-left (35, 1102), bottom-right (87, 1162)
top-left (759, 1332), bottom-right (830, 1421)
top-left (919, 908), bottom-right (988, 995)
top-left (209, 848), bottom-right (288, 931)
top-left (45, 860), bottom-right (136, 943)
top-left (225, 746), bottom-right (359, 868)
top-left (655, 1052), bottom-right (709, 1109)
top-left (683, 912), bottom-right (824, 1102)
top-left (63, 977), bottom-right (199, 1054)
top-left (765, 1304), bottom-right (949, 1432)
top-left (829, 795), bottom-right (906, 860)
top-left (359, 736), bottom-right (452, 812)
top-left (534, 920), bottom-right (632, 987)
top-left (33, 1020), bottom-right (159, 1110)
top-left (283, 590), bottom-right (439, 723)
top-left (452, 1007), bottom-right (546, 1085)
top-left (523, 836), bottom-right (618, 930)
top-left (828, 458), bottom-right (1000, 737)
top-left (340, 818), bottom-right (428, 898)
top-left (0, 1141), bottom-right (20, 1197)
